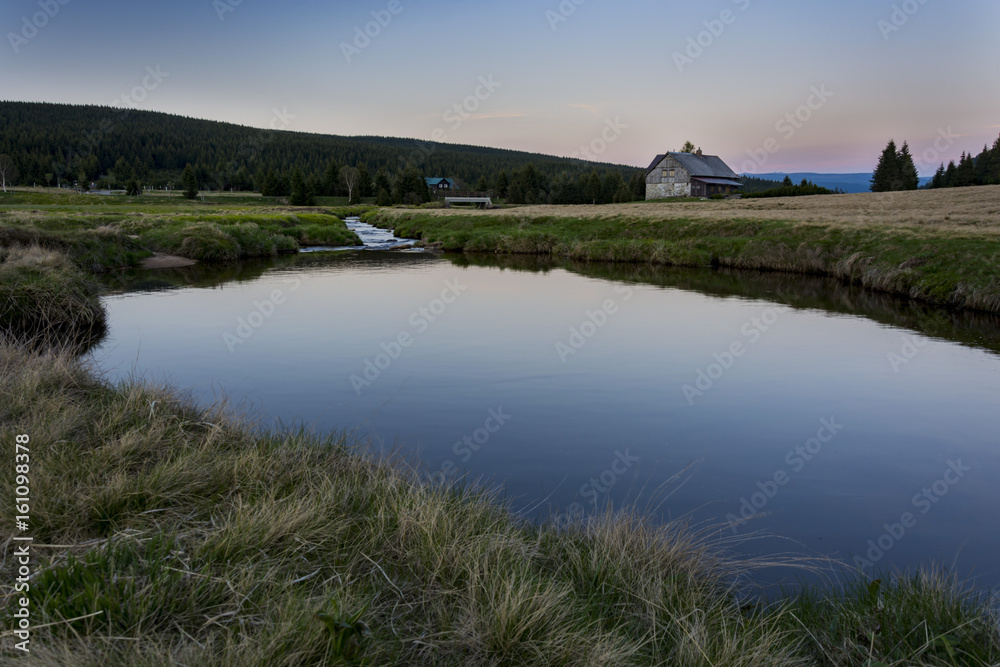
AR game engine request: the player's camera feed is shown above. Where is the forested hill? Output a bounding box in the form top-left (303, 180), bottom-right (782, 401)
top-left (0, 101), bottom-right (640, 192)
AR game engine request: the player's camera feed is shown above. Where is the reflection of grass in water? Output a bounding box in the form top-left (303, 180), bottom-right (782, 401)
top-left (3, 342), bottom-right (998, 664)
top-left (449, 253), bottom-right (1000, 356)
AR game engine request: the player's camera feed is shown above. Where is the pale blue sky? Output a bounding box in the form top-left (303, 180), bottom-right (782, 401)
top-left (3, 0), bottom-right (998, 174)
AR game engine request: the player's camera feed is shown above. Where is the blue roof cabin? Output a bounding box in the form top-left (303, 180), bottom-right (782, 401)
top-left (425, 177), bottom-right (457, 191)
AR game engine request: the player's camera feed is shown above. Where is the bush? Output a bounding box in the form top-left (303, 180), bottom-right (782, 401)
top-left (143, 224), bottom-right (242, 262)
top-left (227, 223), bottom-right (277, 258)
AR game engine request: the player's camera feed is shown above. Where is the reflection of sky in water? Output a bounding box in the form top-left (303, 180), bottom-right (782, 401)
top-left (93, 252), bottom-right (1000, 590)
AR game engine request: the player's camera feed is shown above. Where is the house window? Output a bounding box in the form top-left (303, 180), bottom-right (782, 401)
top-left (662, 169), bottom-right (668, 178)
top-left (669, 169), bottom-right (675, 178)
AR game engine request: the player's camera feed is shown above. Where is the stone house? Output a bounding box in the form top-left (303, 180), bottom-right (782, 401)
top-left (645, 150), bottom-right (742, 199)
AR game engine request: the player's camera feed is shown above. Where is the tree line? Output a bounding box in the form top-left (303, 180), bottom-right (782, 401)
top-left (0, 101), bottom-right (641, 201)
top-left (871, 134), bottom-right (1000, 191)
top-left (928, 134), bottom-right (1000, 189)
top-left (743, 176), bottom-right (836, 199)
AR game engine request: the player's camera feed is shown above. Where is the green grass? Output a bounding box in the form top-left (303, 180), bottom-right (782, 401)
top-left (1, 342), bottom-right (997, 665)
top-left (366, 210), bottom-right (1000, 314)
top-left (0, 246), bottom-right (106, 348)
top-left (0, 209), bottom-right (361, 272)
top-left (0, 194), bottom-right (362, 348)
top-left (2, 189), bottom-right (999, 663)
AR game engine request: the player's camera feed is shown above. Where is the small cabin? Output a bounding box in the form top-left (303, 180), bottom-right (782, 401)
top-left (645, 150), bottom-right (742, 199)
top-left (425, 177), bottom-right (457, 191)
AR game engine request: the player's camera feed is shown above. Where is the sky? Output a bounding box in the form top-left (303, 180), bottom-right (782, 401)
top-left (3, 0), bottom-right (999, 175)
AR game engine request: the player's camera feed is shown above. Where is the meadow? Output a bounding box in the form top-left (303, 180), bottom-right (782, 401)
top-left (367, 185), bottom-right (1000, 315)
top-left (2, 187), bottom-right (999, 665)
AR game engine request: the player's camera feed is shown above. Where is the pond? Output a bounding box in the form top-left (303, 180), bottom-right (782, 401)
top-left (92, 237), bottom-right (1000, 592)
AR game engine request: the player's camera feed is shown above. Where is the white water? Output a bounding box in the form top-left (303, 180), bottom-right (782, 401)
top-left (298, 216), bottom-right (418, 253)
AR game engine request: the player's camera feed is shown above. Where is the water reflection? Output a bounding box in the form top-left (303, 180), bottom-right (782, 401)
top-left (446, 253), bottom-right (1000, 356)
top-left (92, 251), bottom-right (1000, 592)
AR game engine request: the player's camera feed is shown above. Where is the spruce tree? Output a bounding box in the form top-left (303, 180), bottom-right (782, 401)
top-left (931, 164), bottom-right (946, 189)
top-left (182, 164), bottom-right (198, 200)
top-left (374, 169), bottom-right (392, 198)
top-left (898, 142), bottom-right (919, 190)
top-left (125, 172), bottom-right (141, 197)
top-left (290, 168), bottom-right (313, 206)
top-left (871, 140), bottom-right (900, 192)
top-left (495, 171), bottom-right (509, 198)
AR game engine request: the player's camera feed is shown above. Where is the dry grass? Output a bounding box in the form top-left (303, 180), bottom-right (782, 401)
top-left (369, 186), bottom-right (1000, 314)
top-left (383, 185), bottom-right (1000, 236)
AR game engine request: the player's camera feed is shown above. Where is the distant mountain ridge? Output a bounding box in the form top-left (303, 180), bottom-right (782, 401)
top-left (749, 172), bottom-right (932, 193)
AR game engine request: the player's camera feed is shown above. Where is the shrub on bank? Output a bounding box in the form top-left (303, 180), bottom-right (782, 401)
top-left (0, 245), bottom-right (106, 347)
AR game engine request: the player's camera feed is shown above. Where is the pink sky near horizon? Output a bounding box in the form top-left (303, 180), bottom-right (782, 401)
top-left (2, 0), bottom-right (998, 176)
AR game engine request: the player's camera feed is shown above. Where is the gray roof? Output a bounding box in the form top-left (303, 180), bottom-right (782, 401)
top-left (645, 152), bottom-right (739, 179)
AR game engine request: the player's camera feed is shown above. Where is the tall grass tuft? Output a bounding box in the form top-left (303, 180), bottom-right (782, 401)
top-left (0, 245), bottom-right (107, 349)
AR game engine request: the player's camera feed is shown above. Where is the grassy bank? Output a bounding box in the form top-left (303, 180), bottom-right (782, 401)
top-left (0, 192), bottom-right (363, 343)
top-left (1, 342), bottom-right (998, 665)
top-left (0, 209), bottom-right (361, 271)
top-left (367, 186), bottom-right (1000, 314)
top-left (0, 246), bottom-right (107, 349)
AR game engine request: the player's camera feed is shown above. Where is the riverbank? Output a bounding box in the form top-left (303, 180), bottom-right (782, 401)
top-left (367, 185), bottom-right (1000, 314)
top-left (0, 202), bottom-right (363, 343)
top-left (2, 191), bottom-right (1000, 663)
top-left (2, 341), bottom-right (998, 665)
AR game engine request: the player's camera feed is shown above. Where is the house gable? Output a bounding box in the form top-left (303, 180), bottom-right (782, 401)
top-left (645, 152), bottom-right (741, 200)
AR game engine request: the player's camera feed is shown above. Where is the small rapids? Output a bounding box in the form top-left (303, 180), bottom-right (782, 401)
top-left (299, 217), bottom-right (419, 253)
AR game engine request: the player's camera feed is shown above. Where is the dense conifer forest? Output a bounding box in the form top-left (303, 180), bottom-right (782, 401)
top-left (0, 101), bottom-right (646, 204)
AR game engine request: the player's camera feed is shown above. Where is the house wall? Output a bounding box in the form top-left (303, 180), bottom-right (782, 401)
top-left (645, 155), bottom-right (692, 199)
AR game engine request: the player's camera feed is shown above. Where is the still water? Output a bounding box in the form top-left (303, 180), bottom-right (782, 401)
top-left (93, 244), bottom-right (1000, 591)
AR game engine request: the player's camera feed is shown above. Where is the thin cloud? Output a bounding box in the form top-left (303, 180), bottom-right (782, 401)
top-left (568, 103), bottom-right (604, 117)
top-left (467, 111), bottom-right (529, 120)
